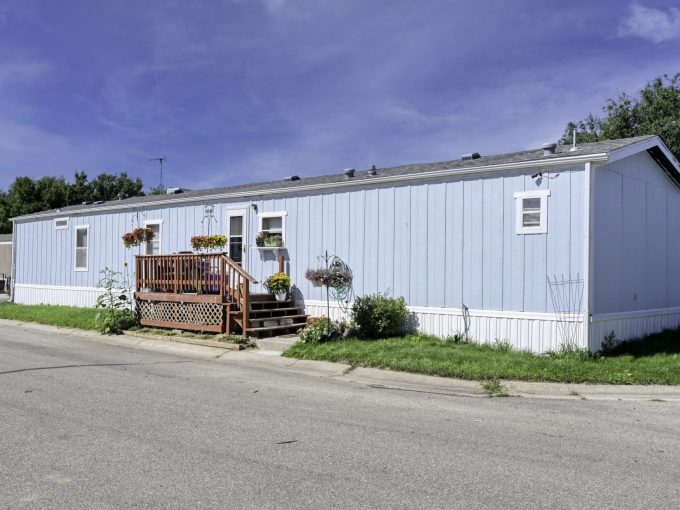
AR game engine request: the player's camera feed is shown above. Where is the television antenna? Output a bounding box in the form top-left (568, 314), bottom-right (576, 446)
top-left (149, 155), bottom-right (167, 189)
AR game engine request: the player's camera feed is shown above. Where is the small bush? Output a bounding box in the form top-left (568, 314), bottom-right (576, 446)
top-left (95, 267), bottom-right (135, 334)
top-left (299, 317), bottom-right (346, 344)
top-left (351, 294), bottom-right (409, 339)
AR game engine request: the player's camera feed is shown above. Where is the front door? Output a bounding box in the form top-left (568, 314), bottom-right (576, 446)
top-left (226, 208), bottom-right (248, 267)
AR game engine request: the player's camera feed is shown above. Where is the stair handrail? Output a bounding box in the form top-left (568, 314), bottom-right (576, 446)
top-left (220, 254), bottom-right (258, 283)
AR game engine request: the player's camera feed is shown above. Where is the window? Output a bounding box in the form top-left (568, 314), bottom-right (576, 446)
top-left (54, 217), bottom-right (69, 230)
top-left (514, 190), bottom-right (550, 234)
top-left (258, 211), bottom-right (287, 246)
top-left (144, 220), bottom-right (162, 255)
top-left (74, 225), bottom-right (89, 271)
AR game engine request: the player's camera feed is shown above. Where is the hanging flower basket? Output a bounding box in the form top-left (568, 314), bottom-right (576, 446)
top-left (305, 268), bottom-right (330, 287)
top-left (326, 268), bottom-right (353, 289)
top-left (191, 235), bottom-right (228, 251)
top-left (122, 227), bottom-right (155, 249)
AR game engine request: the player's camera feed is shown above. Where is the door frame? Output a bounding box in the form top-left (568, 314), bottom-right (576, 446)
top-left (226, 207), bottom-right (249, 268)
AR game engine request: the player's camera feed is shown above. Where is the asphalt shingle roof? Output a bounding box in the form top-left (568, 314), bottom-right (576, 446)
top-left (12, 135), bottom-right (658, 220)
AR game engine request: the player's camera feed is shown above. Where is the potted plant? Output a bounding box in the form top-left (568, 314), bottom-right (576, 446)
top-left (122, 227), bottom-right (155, 249)
top-left (256, 231), bottom-right (267, 247)
top-left (305, 268), bottom-right (329, 287)
top-left (263, 272), bottom-right (291, 302)
top-left (264, 234), bottom-right (283, 247)
top-left (191, 234), bottom-right (227, 252)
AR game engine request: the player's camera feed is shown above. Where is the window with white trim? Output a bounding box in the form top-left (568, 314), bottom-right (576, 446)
top-left (258, 211), bottom-right (287, 247)
top-left (144, 220), bottom-right (162, 255)
top-left (74, 225), bottom-right (89, 271)
top-left (54, 217), bottom-right (69, 230)
top-left (514, 190), bottom-right (550, 234)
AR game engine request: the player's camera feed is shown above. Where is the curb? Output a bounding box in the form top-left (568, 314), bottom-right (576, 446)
top-left (122, 331), bottom-right (248, 351)
top-left (2, 318), bottom-right (679, 402)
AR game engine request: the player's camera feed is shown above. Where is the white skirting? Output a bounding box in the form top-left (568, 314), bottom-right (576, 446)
top-left (590, 307), bottom-right (680, 348)
top-left (301, 300), bottom-right (583, 353)
top-left (13, 284), bottom-right (102, 308)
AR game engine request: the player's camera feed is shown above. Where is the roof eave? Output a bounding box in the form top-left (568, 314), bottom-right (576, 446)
top-left (10, 151), bottom-right (608, 222)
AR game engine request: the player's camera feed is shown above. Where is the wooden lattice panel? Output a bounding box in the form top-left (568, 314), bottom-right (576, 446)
top-left (137, 299), bottom-right (223, 328)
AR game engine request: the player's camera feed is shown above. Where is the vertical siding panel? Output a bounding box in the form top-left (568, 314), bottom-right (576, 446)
top-left (592, 170), bottom-right (623, 313)
top-left (668, 192), bottom-right (680, 306)
top-left (377, 188), bottom-right (395, 295)
top-left (322, 193), bottom-right (336, 257)
top-left (484, 178), bottom-right (503, 310)
top-left (445, 180), bottom-right (463, 309)
top-left (569, 170), bottom-right (584, 296)
top-left (410, 185), bottom-right (428, 306)
top-left (646, 182), bottom-right (667, 309)
top-left (393, 186), bottom-right (411, 302)
top-left (364, 188), bottom-right (379, 295)
top-left (427, 183), bottom-right (446, 307)
top-left (463, 179), bottom-right (483, 309)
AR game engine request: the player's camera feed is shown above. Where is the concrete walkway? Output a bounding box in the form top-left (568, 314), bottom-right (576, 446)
top-left (1, 318), bottom-right (679, 402)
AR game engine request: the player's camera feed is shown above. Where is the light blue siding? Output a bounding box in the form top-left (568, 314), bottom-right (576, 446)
top-left (14, 166), bottom-right (585, 313)
top-left (593, 151), bottom-right (680, 314)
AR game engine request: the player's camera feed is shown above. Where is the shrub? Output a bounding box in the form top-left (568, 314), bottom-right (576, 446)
top-left (299, 317), bottom-right (346, 344)
top-left (351, 294), bottom-right (409, 339)
top-left (95, 267), bottom-right (135, 334)
top-left (263, 272), bottom-right (291, 294)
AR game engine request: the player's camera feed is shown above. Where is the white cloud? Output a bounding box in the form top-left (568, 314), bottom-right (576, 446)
top-left (618, 2), bottom-right (680, 44)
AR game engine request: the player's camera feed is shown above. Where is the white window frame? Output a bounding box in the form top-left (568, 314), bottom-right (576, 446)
top-left (144, 219), bottom-right (163, 255)
top-left (514, 190), bottom-right (550, 235)
top-left (54, 217), bottom-right (69, 230)
top-left (74, 225), bottom-right (89, 272)
top-left (258, 211), bottom-right (287, 246)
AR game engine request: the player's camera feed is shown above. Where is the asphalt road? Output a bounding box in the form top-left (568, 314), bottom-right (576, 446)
top-left (1, 325), bottom-right (679, 509)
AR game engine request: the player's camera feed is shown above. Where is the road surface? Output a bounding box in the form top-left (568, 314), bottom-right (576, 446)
top-left (1, 324), bottom-right (678, 509)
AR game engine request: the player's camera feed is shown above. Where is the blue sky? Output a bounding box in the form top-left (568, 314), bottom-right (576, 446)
top-left (0, 0), bottom-right (679, 191)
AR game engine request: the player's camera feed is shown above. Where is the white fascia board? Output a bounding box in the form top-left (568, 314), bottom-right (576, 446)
top-left (11, 152), bottom-right (608, 222)
top-left (607, 135), bottom-right (680, 170)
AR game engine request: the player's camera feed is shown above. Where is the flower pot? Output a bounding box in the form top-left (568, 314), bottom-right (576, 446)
top-left (311, 280), bottom-right (323, 288)
top-left (275, 292), bottom-right (287, 302)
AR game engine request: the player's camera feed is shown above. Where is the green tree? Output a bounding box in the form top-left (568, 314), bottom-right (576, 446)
top-left (561, 73), bottom-right (680, 159)
top-left (0, 171), bottom-right (145, 234)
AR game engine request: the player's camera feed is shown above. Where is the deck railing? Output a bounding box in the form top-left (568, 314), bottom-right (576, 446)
top-left (135, 253), bottom-right (257, 322)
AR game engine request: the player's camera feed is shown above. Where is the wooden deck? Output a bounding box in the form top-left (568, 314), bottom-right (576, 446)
top-left (134, 253), bottom-right (308, 337)
top-left (134, 253), bottom-right (255, 334)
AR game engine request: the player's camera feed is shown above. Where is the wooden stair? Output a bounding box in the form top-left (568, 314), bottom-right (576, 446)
top-left (232, 294), bottom-right (308, 338)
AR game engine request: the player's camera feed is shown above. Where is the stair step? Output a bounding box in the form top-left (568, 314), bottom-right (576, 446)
top-left (248, 307), bottom-right (304, 315)
top-left (234, 319), bottom-right (307, 332)
top-left (244, 322), bottom-right (308, 333)
top-left (249, 314), bottom-right (308, 321)
top-left (249, 300), bottom-right (293, 306)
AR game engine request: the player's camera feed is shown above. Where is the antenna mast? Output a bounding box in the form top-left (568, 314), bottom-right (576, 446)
top-left (149, 155), bottom-right (167, 189)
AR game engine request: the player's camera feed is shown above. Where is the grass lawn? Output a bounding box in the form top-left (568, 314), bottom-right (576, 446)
top-left (0, 302), bottom-right (98, 330)
top-left (283, 332), bottom-right (680, 385)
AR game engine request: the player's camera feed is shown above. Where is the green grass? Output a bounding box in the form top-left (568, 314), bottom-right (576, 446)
top-left (0, 303), bottom-right (98, 330)
top-left (283, 332), bottom-right (680, 385)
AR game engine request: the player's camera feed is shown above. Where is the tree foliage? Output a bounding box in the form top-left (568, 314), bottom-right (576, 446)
top-left (561, 73), bottom-right (680, 159)
top-left (0, 172), bottom-right (144, 234)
